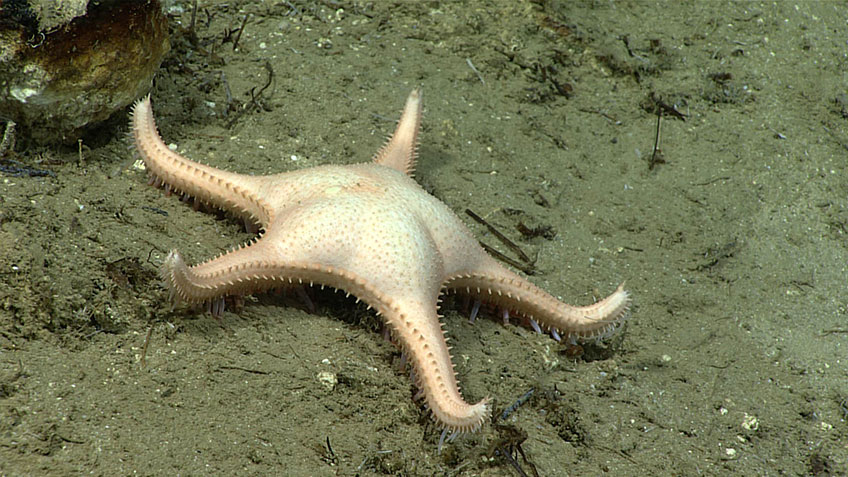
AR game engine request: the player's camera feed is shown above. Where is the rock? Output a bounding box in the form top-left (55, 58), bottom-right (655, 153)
top-left (0, 0), bottom-right (170, 145)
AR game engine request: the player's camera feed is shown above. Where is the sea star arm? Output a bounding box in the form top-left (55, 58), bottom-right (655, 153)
top-left (158, 237), bottom-right (390, 307)
top-left (379, 296), bottom-right (491, 433)
top-left (158, 242), bottom-right (289, 305)
top-left (372, 89), bottom-right (422, 176)
top-left (446, 262), bottom-right (630, 340)
top-left (131, 96), bottom-right (273, 228)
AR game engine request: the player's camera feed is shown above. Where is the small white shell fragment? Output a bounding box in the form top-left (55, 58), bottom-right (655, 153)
top-left (741, 413), bottom-right (759, 431)
top-left (317, 371), bottom-right (338, 391)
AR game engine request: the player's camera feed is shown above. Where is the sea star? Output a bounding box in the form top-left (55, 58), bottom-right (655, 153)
top-left (130, 89), bottom-right (631, 434)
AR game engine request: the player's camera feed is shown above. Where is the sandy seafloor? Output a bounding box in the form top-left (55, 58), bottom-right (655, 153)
top-left (1, 1), bottom-right (847, 475)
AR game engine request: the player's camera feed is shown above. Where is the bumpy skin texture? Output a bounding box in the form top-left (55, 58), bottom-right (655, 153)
top-left (130, 89), bottom-right (631, 433)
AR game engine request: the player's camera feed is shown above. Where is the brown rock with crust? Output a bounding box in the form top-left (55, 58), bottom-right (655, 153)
top-left (0, 0), bottom-right (169, 145)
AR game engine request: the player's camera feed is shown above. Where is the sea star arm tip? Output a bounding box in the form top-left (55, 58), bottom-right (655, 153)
top-left (372, 88), bottom-right (422, 176)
